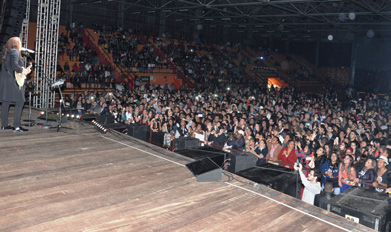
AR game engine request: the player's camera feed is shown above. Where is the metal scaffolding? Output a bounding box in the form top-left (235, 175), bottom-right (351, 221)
top-left (20, 0), bottom-right (30, 49)
top-left (33, 0), bottom-right (61, 109)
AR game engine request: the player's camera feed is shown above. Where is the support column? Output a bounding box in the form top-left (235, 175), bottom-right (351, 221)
top-left (20, 0), bottom-right (30, 49)
top-left (118, 0), bottom-right (124, 29)
top-left (349, 38), bottom-right (356, 86)
top-left (315, 39), bottom-right (320, 67)
top-left (33, 0), bottom-right (61, 109)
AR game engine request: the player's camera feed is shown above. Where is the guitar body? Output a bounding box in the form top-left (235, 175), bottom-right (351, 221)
top-left (14, 72), bottom-right (26, 89)
top-left (14, 63), bottom-right (32, 89)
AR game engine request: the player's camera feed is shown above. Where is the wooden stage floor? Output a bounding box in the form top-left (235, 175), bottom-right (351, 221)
top-left (0, 108), bottom-right (374, 232)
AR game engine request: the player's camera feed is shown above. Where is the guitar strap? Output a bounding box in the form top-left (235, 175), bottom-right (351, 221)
top-left (3, 64), bottom-right (13, 77)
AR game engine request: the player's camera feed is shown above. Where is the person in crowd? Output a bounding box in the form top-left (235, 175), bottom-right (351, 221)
top-left (314, 181), bottom-right (335, 210)
top-left (207, 126), bottom-right (226, 148)
top-left (338, 155), bottom-right (357, 193)
top-left (373, 156), bottom-right (389, 192)
top-left (89, 101), bottom-right (102, 114)
top-left (320, 151), bottom-right (340, 194)
top-left (226, 130), bottom-right (246, 151)
top-left (354, 157), bottom-right (377, 190)
top-left (277, 140), bottom-right (297, 168)
top-left (248, 138), bottom-right (268, 166)
top-left (294, 163), bottom-right (322, 205)
top-left (267, 135), bottom-right (282, 162)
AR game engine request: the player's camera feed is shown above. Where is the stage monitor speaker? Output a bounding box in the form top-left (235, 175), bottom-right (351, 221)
top-left (235, 163), bottom-right (301, 198)
top-left (80, 114), bottom-right (97, 122)
top-left (126, 124), bottom-right (149, 141)
top-left (226, 152), bottom-right (258, 173)
top-left (327, 187), bottom-right (390, 231)
top-left (97, 115), bottom-right (114, 125)
top-left (104, 122), bottom-right (127, 132)
top-left (176, 146), bottom-right (227, 167)
top-left (186, 157), bottom-right (222, 182)
top-left (175, 137), bottom-right (200, 151)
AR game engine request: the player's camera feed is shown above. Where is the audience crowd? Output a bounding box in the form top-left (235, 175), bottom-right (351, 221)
top-left (61, 23), bottom-right (391, 209)
top-left (65, 82), bottom-right (391, 206)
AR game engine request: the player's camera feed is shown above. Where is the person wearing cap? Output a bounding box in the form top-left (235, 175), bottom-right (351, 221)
top-left (373, 156), bottom-right (390, 192)
top-left (226, 129), bottom-right (246, 151)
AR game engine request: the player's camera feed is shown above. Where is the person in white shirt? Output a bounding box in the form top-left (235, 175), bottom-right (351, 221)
top-left (294, 163), bottom-right (322, 205)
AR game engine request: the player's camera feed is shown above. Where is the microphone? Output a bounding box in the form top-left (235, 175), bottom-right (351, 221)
top-left (21, 47), bottom-right (35, 53)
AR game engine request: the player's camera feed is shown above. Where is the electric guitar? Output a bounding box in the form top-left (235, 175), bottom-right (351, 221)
top-left (14, 62), bottom-right (32, 89)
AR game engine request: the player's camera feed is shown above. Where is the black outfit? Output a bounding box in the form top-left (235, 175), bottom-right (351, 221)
top-left (227, 136), bottom-right (246, 151)
top-left (255, 146), bottom-right (268, 166)
top-left (0, 49), bottom-right (25, 128)
top-left (208, 133), bottom-right (227, 147)
top-left (314, 192), bottom-right (335, 210)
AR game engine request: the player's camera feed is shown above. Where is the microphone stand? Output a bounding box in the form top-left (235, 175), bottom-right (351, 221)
top-left (41, 75), bottom-right (53, 129)
top-left (21, 54), bottom-right (37, 127)
top-left (55, 81), bottom-right (71, 132)
top-left (23, 86), bottom-right (36, 127)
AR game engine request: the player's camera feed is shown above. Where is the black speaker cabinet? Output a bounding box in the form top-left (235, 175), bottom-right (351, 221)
top-left (80, 114), bottom-right (97, 122)
top-left (150, 131), bottom-right (165, 147)
top-left (126, 124), bottom-right (149, 141)
top-left (175, 137), bottom-right (200, 151)
top-left (327, 187), bottom-right (390, 231)
top-left (105, 122), bottom-right (127, 133)
top-left (226, 152), bottom-right (258, 173)
top-left (186, 157), bottom-right (222, 182)
top-left (97, 115), bottom-right (115, 125)
top-left (0, 0), bottom-right (27, 47)
top-left (235, 163), bottom-right (301, 199)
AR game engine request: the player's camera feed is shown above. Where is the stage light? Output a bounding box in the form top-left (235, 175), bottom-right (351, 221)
top-left (91, 120), bottom-right (108, 133)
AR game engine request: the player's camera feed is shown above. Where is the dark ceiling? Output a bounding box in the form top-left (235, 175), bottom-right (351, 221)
top-left (71, 0), bottom-right (391, 42)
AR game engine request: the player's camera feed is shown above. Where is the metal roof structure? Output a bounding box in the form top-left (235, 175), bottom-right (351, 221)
top-left (70, 0), bottom-right (391, 41)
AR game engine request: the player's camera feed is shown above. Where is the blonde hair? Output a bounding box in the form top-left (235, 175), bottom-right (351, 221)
top-left (0, 37), bottom-right (21, 64)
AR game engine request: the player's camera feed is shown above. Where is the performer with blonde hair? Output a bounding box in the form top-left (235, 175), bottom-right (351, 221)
top-left (0, 37), bottom-right (31, 132)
